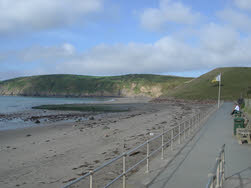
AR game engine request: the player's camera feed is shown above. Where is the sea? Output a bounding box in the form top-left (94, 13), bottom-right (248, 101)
top-left (0, 96), bottom-right (111, 131)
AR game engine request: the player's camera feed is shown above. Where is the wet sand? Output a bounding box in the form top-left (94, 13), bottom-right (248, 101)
top-left (0, 98), bottom-right (214, 188)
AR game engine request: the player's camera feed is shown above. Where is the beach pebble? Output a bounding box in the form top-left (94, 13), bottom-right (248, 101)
top-left (89, 116), bottom-right (95, 120)
top-left (103, 126), bottom-right (110, 130)
top-left (26, 134), bottom-right (31, 137)
top-left (94, 160), bottom-right (100, 163)
top-left (108, 172), bottom-right (115, 175)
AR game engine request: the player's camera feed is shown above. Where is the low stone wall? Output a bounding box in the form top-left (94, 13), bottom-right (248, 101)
top-left (245, 99), bottom-right (251, 116)
top-left (244, 99), bottom-right (251, 126)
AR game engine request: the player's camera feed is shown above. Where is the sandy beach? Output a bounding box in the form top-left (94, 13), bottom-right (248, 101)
top-left (0, 98), bottom-right (214, 188)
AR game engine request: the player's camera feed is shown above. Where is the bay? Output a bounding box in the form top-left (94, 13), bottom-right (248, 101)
top-left (0, 96), bottom-right (112, 130)
top-left (0, 96), bottom-right (111, 113)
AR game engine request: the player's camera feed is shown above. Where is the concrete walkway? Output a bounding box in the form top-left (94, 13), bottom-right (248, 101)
top-left (149, 102), bottom-right (251, 188)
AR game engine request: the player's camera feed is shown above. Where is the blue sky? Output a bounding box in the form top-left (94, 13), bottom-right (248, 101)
top-left (0, 0), bottom-right (251, 80)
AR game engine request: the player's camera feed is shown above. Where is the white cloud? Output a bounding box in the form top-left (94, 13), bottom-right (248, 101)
top-left (54, 38), bottom-right (206, 76)
top-left (200, 23), bottom-right (240, 53)
top-left (234, 0), bottom-right (251, 10)
top-left (198, 23), bottom-right (251, 67)
top-left (18, 43), bottom-right (76, 62)
top-left (53, 31), bottom-right (250, 75)
top-left (62, 44), bottom-right (76, 55)
top-left (218, 9), bottom-right (251, 32)
top-left (140, 0), bottom-right (200, 31)
top-left (0, 0), bottom-right (103, 35)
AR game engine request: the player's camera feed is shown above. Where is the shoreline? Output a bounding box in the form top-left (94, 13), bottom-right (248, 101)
top-left (0, 95), bottom-right (115, 115)
top-left (0, 97), bottom-right (150, 131)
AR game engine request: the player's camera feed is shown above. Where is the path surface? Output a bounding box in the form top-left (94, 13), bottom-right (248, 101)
top-left (149, 102), bottom-right (251, 188)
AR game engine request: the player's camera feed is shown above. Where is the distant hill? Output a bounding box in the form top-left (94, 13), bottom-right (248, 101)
top-left (0, 74), bottom-right (191, 98)
top-left (167, 67), bottom-right (251, 100)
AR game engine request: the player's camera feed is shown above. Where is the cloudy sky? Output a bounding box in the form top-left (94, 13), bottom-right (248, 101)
top-left (0, 0), bottom-right (251, 80)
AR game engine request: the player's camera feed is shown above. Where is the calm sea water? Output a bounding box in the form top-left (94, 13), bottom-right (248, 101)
top-left (0, 96), bottom-right (111, 113)
top-left (0, 96), bottom-right (111, 131)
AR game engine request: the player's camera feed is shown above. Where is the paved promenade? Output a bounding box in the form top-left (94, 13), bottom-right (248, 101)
top-left (149, 102), bottom-right (251, 188)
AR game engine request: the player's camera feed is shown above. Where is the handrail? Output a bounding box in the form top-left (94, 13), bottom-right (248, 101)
top-left (206, 144), bottom-right (225, 188)
top-left (62, 103), bottom-right (220, 188)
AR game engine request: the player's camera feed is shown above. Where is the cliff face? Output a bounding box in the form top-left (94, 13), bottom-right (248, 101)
top-left (0, 74), bottom-right (190, 98)
top-left (0, 82), bottom-right (163, 97)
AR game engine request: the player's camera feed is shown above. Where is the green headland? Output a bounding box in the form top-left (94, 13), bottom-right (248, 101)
top-left (0, 74), bottom-right (191, 98)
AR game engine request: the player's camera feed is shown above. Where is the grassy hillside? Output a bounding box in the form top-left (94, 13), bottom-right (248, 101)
top-left (0, 74), bottom-right (191, 98)
top-left (167, 67), bottom-right (251, 100)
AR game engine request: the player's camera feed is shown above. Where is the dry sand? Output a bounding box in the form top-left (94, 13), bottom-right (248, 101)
top-left (0, 98), bottom-right (214, 188)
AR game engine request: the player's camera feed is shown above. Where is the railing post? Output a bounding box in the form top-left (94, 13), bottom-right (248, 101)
top-left (208, 173), bottom-right (215, 188)
top-left (198, 114), bottom-right (200, 127)
top-left (222, 149), bottom-right (225, 181)
top-left (190, 119), bottom-right (193, 133)
top-left (171, 129), bottom-right (174, 151)
top-left (216, 157), bottom-right (220, 188)
top-left (188, 120), bottom-right (191, 136)
top-left (178, 125), bottom-right (181, 144)
top-left (146, 140), bottom-right (149, 173)
top-left (183, 123), bottom-right (185, 141)
top-left (161, 128), bottom-right (164, 159)
top-left (195, 116), bottom-right (197, 129)
top-left (197, 115), bottom-right (199, 128)
top-left (211, 178), bottom-right (214, 188)
top-left (196, 115), bottom-right (198, 128)
top-left (90, 170), bottom-right (93, 188)
top-left (123, 154), bottom-right (126, 188)
top-left (184, 122), bottom-right (187, 139)
top-left (219, 153), bottom-right (223, 187)
top-left (186, 121), bottom-right (188, 137)
top-left (194, 116), bottom-right (196, 129)
top-left (192, 117), bottom-right (194, 130)
top-left (220, 150), bottom-right (225, 186)
top-left (197, 114), bottom-right (200, 128)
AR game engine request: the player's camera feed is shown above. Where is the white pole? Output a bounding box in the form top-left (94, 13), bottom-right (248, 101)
top-left (218, 73), bottom-right (221, 108)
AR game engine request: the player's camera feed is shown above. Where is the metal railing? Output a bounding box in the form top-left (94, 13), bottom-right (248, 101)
top-left (206, 144), bottom-right (225, 188)
top-left (62, 105), bottom-right (218, 188)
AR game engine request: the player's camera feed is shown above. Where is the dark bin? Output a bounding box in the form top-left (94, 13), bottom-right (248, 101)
top-left (233, 117), bottom-right (245, 135)
top-left (234, 111), bottom-right (242, 117)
